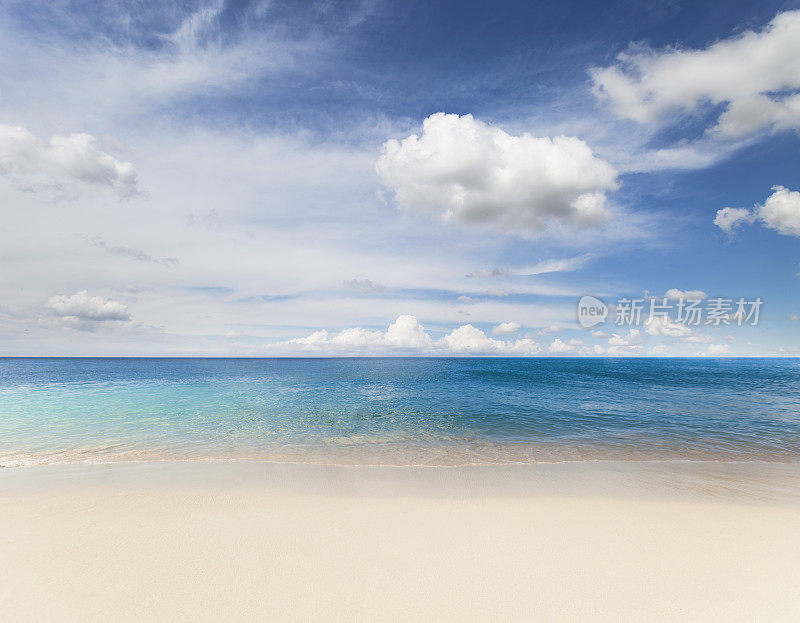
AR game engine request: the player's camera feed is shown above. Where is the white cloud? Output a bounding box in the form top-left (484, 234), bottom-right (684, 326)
top-left (440, 324), bottom-right (498, 351)
top-left (287, 315), bottom-right (432, 353)
top-left (155, 305), bottom-right (722, 357)
top-left (714, 207), bottom-right (757, 232)
top-left (279, 315), bottom-right (542, 355)
top-left (708, 343), bottom-right (731, 355)
top-left (608, 329), bottom-right (644, 347)
top-left (376, 113), bottom-right (618, 234)
top-left (758, 186), bottom-right (800, 236)
top-left (664, 288), bottom-right (706, 301)
top-left (385, 314), bottom-right (434, 349)
top-left (714, 186), bottom-right (800, 236)
top-left (607, 329), bottom-right (645, 355)
top-left (46, 290), bottom-right (131, 322)
top-left (516, 255), bottom-right (590, 275)
top-left (0, 125), bottom-right (139, 198)
top-left (492, 321), bottom-right (520, 334)
top-left (644, 315), bottom-right (692, 338)
top-left (715, 93), bottom-right (800, 139)
top-left (591, 10), bottom-right (800, 139)
top-left (440, 324), bottom-right (541, 355)
top-left (0, 1), bottom-right (320, 133)
top-left (643, 314), bottom-right (720, 347)
top-left (548, 337), bottom-right (582, 354)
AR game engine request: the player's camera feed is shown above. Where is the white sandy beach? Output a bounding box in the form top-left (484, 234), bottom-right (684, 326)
top-left (1, 461), bottom-right (800, 622)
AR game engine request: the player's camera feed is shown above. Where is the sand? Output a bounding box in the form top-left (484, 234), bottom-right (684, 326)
top-left (1, 461), bottom-right (800, 622)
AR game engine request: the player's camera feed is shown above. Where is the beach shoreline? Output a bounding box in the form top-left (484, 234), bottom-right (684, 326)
top-left (2, 460), bottom-right (800, 622)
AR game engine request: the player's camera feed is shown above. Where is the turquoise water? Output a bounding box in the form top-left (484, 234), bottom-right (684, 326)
top-left (1, 357), bottom-right (799, 466)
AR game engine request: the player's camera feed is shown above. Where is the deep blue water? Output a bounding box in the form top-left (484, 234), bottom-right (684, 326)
top-left (1, 357), bottom-right (799, 466)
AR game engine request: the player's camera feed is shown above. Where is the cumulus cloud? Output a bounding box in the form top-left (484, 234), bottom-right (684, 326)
top-left (644, 315), bottom-right (692, 338)
top-left (606, 329), bottom-right (645, 355)
top-left (46, 291), bottom-right (131, 324)
top-left (714, 93), bottom-right (800, 139)
top-left (376, 113), bottom-right (618, 234)
top-left (282, 315), bottom-right (680, 357)
top-left (492, 321), bottom-right (520, 335)
top-left (665, 288), bottom-right (706, 301)
top-left (385, 314), bottom-right (434, 349)
top-left (642, 314), bottom-right (718, 346)
top-left (440, 324), bottom-right (541, 355)
top-left (0, 125), bottom-right (139, 197)
top-left (280, 315), bottom-right (541, 355)
top-left (287, 315), bottom-right (431, 352)
top-left (608, 329), bottom-right (644, 347)
top-left (547, 337), bottom-right (582, 354)
top-left (36, 301), bottom-right (732, 357)
top-left (714, 186), bottom-right (800, 236)
top-left (591, 10), bottom-right (800, 139)
top-left (708, 343), bottom-right (731, 355)
top-left (757, 186), bottom-right (800, 236)
top-left (714, 207), bottom-right (757, 232)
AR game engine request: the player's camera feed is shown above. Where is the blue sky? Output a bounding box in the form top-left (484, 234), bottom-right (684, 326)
top-left (0, 0), bottom-right (798, 355)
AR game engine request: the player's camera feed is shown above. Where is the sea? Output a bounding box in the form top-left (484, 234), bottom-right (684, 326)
top-left (1, 357), bottom-right (799, 467)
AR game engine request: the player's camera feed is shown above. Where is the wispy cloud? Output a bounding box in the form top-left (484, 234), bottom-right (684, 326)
top-left (90, 237), bottom-right (178, 265)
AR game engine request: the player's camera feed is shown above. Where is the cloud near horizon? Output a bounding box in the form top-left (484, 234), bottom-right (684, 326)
top-left (277, 314), bottom-right (543, 355)
top-left (263, 313), bottom-right (723, 357)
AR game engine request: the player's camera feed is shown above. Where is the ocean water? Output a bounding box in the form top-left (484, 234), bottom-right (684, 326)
top-left (1, 357), bottom-right (799, 467)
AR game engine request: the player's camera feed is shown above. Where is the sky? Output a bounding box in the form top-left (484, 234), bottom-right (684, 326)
top-left (0, 0), bottom-right (799, 356)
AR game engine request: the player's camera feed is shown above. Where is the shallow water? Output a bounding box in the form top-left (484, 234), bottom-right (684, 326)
top-left (1, 357), bottom-right (799, 466)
